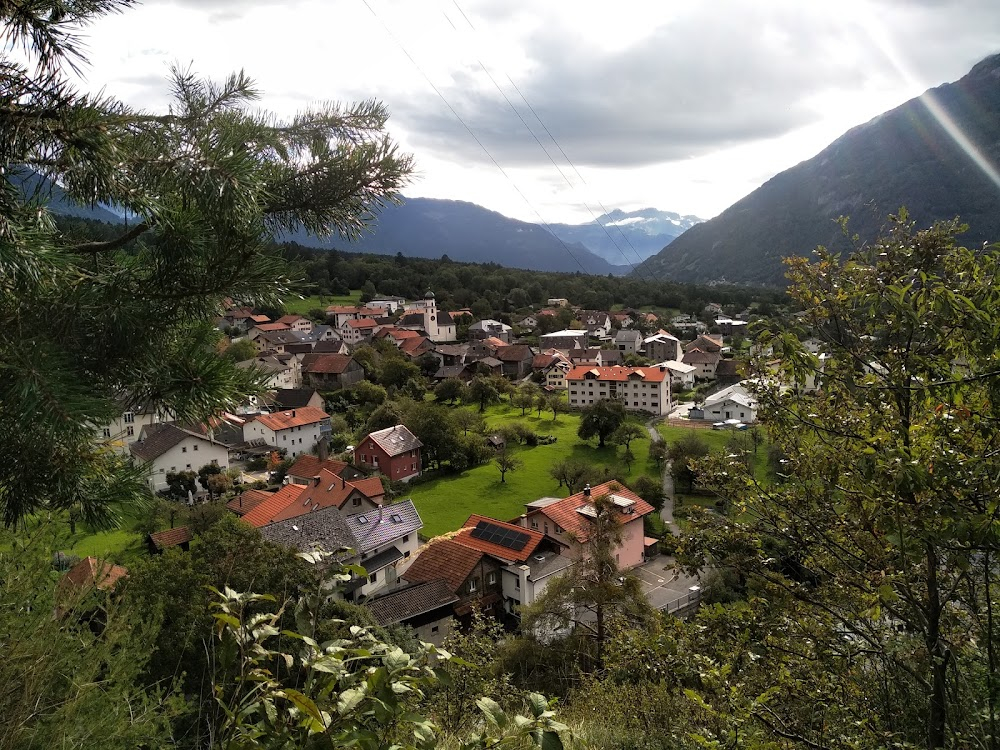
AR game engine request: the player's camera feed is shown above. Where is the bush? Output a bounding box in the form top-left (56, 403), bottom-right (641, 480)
top-left (524, 432), bottom-right (538, 446)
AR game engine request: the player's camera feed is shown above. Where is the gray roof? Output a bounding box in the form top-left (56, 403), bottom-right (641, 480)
top-left (298, 325), bottom-right (337, 343)
top-left (615, 329), bottom-right (642, 343)
top-left (525, 497), bottom-right (562, 510)
top-left (434, 365), bottom-right (470, 379)
top-left (129, 422), bottom-right (222, 462)
top-left (236, 356), bottom-right (290, 374)
top-left (346, 499), bottom-right (422, 553)
top-left (259, 330), bottom-right (304, 345)
top-left (258, 505), bottom-right (356, 553)
top-left (364, 580), bottom-right (458, 626)
top-left (271, 388), bottom-right (321, 410)
top-left (525, 550), bottom-right (575, 581)
top-left (365, 424), bottom-right (422, 457)
top-left (469, 319), bottom-right (511, 333)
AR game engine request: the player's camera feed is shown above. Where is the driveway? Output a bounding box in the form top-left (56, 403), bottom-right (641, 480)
top-left (633, 554), bottom-right (700, 611)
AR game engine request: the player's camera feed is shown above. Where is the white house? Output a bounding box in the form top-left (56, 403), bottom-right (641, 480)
top-left (98, 398), bottom-right (173, 455)
top-left (340, 318), bottom-right (378, 344)
top-left (566, 365), bottom-right (672, 415)
top-left (703, 383), bottom-right (758, 423)
top-left (130, 423), bottom-right (230, 493)
top-left (659, 360), bottom-right (697, 390)
top-left (370, 295), bottom-right (407, 313)
top-left (236, 355), bottom-right (301, 389)
top-left (244, 406), bottom-right (330, 458)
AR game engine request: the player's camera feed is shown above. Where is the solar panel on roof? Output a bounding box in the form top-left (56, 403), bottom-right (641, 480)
top-left (470, 520), bottom-right (529, 551)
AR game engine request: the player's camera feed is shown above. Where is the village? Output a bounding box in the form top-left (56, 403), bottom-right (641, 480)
top-left (61, 287), bottom-right (799, 642)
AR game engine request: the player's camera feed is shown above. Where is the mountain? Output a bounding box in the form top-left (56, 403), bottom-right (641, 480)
top-left (9, 169), bottom-right (123, 224)
top-left (637, 53), bottom-right (1000, 286)
top-left (546, 208), bottom-right (702, 265)
top-left (286, 197), bottom-right (629, 275)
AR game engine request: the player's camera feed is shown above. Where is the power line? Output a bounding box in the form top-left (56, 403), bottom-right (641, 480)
top-left (448, 0), bottom-right (657, 280)
top-left (360, 0), bottom-right (594, 276)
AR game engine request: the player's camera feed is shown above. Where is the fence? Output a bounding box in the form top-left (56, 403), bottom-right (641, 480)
top-left (663, 586), bottom-right (702, 615)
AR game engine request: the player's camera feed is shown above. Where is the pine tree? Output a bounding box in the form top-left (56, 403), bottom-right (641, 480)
top-left (0, 2), bottom-right (412, 527)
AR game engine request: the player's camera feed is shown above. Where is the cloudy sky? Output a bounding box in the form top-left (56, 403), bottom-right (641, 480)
top-left (75, 0), bottom-right (1000, 224)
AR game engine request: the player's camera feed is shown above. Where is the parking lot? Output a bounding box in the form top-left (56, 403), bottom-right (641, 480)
top-left (633, 554), bottom-right (700, 611)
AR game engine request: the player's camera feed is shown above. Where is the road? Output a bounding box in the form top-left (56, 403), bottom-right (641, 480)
top-left (645, 415), bottom-right (701, 608)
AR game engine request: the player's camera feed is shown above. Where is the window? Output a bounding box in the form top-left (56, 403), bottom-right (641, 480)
top-left (102, 427), bottom-right (111, 438)
top-left (283, 434), bottom-right (287, 441)
top-left (468, 577), bottom-right (478, 593)
top-left (123, 412), bottom-right (134, 424)
top-left (554, 525), bottom-right (563, 534)
top-left (544, 522), bottom-right (549, 534)
top-left (411, 462), bottom-right (416, 471)
top-left (170, 466), bottom-right (176, 472)
top-left (487, 572), bottom-right (497, 585)
top-left (182, 446), bottom-right (187, 453)
top-left (185, 463), bottom-right (191, 469)
top-left (404, 550), bottom-right (410, 558)
top-left (515, 578), bottom-right (520, 590)
top-left (403, 534), bottom-right (409, 543)
top-left (530, 521), bottom-right (538, 529)
top-left (126, 425), bottom-right (134, 437)
top-left (193, 444), bottom-right (198, 451)
top-left (368, 572), bottom-right (378, 584)
top-left (352, 497), bottom-right (361, 507)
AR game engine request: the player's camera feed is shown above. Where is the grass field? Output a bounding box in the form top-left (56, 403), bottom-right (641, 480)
top-left (282, 291), bottom-right (361, 315)
top-left (0, 504), bottom-right (150, 566)
top-left (408, 403), bottom-right (660, 538)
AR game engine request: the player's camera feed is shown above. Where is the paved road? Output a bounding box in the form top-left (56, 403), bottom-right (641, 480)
top-left (644, 417), bottom-right (701, 608)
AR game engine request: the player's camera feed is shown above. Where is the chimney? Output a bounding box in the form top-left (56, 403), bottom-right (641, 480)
top-left (583, 484), bottom-right (591, 497)
top-left (291, 410), bottom-right (296, 418)
top-left (518, 513), bottom-right (528, 528)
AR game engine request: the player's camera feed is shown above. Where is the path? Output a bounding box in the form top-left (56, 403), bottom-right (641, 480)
top-left (645, 417), bottom-right (678, 534)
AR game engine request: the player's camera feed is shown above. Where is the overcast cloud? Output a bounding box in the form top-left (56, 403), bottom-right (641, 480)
top-left (74, 0), bottom-right (1000, 221)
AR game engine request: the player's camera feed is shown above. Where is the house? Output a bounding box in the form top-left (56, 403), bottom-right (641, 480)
top-left (532, 351), bottom-right (570, 387)
top-left (221, 306), bottom-right (255, 331)
top-left (56, 556), bottom-right (129, 615)
top-left (659, 360), bottom-right (697, 390)
top-left (611, 312), bottom-right (634, 328)
top-left (451, 515), bottom-right (571, 621)
top-left (258, 500), bottom-right (422, 601)
top-left (546, 298), bottom-right (570, 307)
top-left (398, 335), bottom-right (433, 360)
top-left (522, 481), bottom-right (654, 570)
top-left (714, 317), bottom-right (748, 336)
top-left (249, 314), bottom-right (271, 326)
top-left (568, 348), bottom-right (605, 367)
top-left (147, 526), bottom-right (193, 553)
top-left (340, 317), bottom-right (378, 344)
top-left (369, 295), bottom-right (407, 313)
top-left (285, 454), bottom-right (364, 484)
top-left (269, 387), bottom-right (325, 412)
top-left (566, 365), bottom-right (672, 415)
top-left (545, 360), bottom-right (571, 391)
top-left (253, 329), bottom-right (304, 354)
top-left (434, 344), bottom-right (468, 366)
top-left (467, 336), bottom-right (506, 361)
top-left (448, 308), bottom-right (474, 322)
top-left (715, 358), bottom-right (741, 386)
top-left (249, 321), bottom-right (292, 340)
top-left (268, 470), bottom-right (386, 522)
top-left (237, 355), bottom-right (300, 389)
top-left (615, 329), bottom-right (643, 355)
top-left (364, 580), bottom-right (459, 645)
top-left (301, 353), bottom-right (365, 390)
top-left (433, 363), bottom-right (476, 382)
top-left (311, 339), bottom-right (350, 355)
top-left (226, 488), bottom-right (274, 517)
top-left (326, 305), bottom-right (364, 329)
top-left (539, 329), bottom-right (588, 351)
top-left (684, 334), bottom-right (724, 354)
top-left (475, 356), bottom-right (504, 377)
top-left (577, 311), bottom-right (612, 339)
top-left (355, 424), bottom-right (423, 482)
top-left (702, 383), bottom-right (757, 423)
top-left (130, 422), bottom-right (230, 493)
top-left (296, 324), bottom-right (339, 344)
top-left (402, 538), bottom-right (504, 622)
top-left (468, 319), bottom-right (513, 343)
top-left (644, 332), bottom-right (681, 362)
top-left (495, 344), bottom-right (535, 379)
top-left (243, 406), bottom-right (331, 459)
top-left (97, 397), bottom-right (173, 455)
top-left (599, 348), bottom-right (623, 366)
top-left (516, 315), bottom-right (538, 330)
top-left (275, 314), bottom-right (314, 334)
top-left (681, 348), bottom-right (721, 380)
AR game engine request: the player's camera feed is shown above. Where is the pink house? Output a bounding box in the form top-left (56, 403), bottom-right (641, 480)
top-left (521, 481), bottom-right (653, 570)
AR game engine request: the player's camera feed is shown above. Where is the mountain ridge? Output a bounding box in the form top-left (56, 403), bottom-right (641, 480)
top-left (545, 208), bottom-right (702, 265)
top-left (636, 52), bottom-right (1000, 285)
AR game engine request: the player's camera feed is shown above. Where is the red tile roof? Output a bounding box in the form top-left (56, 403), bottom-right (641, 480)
top-left (271, 469), bottom-right (384, 522)
top-left (495, 344), bottom-right (532, 362)
top-left (226, 489), bottom-right (273, 516)
top-left (250, 314), bottom-right (271, 323)
top-left (241, 484), bottom-right (305, 528)
top-left (526, 481), bottom-right (654, 544)
top-left (480, 336), bottom-right (506, 348)
top-left (327, 305), bottom-right (363, 314)
top-left (286, 454), bottom-right (351, 480)
top-left (58, 556), bottom-right (128, 597)
top-left (254, 322), bottom-right (292, 332)
top-left (276, 314), bottom-right (308, 325)
top-left (148, 526), bottom-right (193, 550)
top-left (255, 406), bottom-right (329, 432)
top-left (399, 336), bottom-right (430, 354)
top-left (345, 318), bottom-right (378, 329)
top-left (454, 514), bottom-right (545, 563)
top-left (565, 365), bottom-right (669, 383)
top-left (404, 538), bottom-right (484, 593)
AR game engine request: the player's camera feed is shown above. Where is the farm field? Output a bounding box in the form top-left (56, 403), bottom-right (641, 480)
top-left (407, 403), bottom-right (659, 538)
top-left (281, 291), bottom-right (361, 315)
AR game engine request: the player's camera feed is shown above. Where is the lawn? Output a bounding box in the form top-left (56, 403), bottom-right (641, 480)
top-left (282, 291), bottom-right (361, 315)
top-left (407, 403), bottom-right (660, 538)
top-left (0, 503), bottom-right (151, 567)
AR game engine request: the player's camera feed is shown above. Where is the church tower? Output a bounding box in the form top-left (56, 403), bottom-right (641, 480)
top-left (421, 291), bottom-right (455, 343)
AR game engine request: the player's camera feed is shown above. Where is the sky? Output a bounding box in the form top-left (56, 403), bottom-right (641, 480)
top-left (73, 0), bottom-right (1000, 224)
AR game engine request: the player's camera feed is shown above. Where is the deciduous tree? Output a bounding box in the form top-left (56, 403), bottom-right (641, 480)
top-left (578, 398), bottom-right (626, 447)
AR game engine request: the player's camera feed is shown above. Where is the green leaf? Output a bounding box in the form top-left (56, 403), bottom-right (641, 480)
top-left (338, 686), bottom-right (366, 715)
top-left (476, 697), bottom-right (508, 729)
